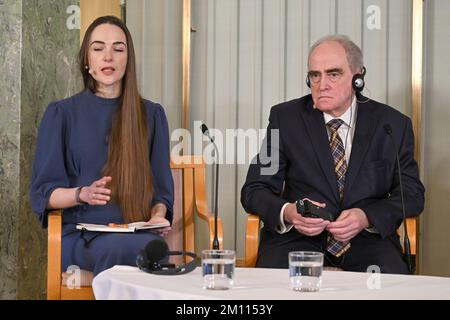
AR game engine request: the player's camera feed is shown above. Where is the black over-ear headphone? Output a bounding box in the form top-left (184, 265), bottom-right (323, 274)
top-left (352, 66), bottom-right (366, 93)
top-left (306, 66), bottom-right (367, 93)
top-left (136, 239), bottom-right (197, 275)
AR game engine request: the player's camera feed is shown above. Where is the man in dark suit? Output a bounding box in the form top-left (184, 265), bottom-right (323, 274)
top-left (240, 35), bottom-right (425, 274)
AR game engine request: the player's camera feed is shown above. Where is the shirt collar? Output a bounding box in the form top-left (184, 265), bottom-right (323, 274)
top-left (322, 96), bottom-right (357, 128)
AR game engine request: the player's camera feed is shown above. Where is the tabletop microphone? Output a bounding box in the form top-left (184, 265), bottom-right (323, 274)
top-left (201, 123), bottom-right (220, 249)
top-left (384, 124), bottom-right (413, 274)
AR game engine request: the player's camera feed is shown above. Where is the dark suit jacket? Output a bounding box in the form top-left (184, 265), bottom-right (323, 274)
top-left (241, 95), bottom-right (425, 265)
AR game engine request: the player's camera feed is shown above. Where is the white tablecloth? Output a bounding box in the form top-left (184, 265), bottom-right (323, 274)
top-left (92, 265), bottom-right (450, 300)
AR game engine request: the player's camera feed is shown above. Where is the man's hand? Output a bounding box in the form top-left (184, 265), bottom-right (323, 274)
top-left (284, 198), bottom-right (330, 236)
top-left (326, 208), bottom-right (369, 242)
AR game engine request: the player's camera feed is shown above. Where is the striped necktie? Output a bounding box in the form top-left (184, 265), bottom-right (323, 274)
top-left (326, 119), bottom-right (351, 257)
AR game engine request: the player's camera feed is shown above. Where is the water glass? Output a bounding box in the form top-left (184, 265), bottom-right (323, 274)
top-left (201, 249), bottom-right (235, 290)
top-left (289, 251), bottom-right (324, 292)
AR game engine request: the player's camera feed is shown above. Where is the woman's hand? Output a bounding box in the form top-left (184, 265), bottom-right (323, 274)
top-left (79, 176), bottom-right (112, 205)
top-left (147, 203), bottom-right (171, 236)
top-left (147, 216), bottom-right (172, 237)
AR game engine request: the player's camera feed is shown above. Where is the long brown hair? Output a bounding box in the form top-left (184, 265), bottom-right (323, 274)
top-left (79, 16), bottom-right (153, 222)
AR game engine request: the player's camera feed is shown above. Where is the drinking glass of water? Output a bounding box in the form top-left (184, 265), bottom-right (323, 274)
top-left (201, 249), bottom-right (235, 290)
top-left (289, 251), bottom-right (324, 292)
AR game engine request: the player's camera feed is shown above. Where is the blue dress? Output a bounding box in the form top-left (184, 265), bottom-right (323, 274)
top-left (29, 90), bottom-right (174, 275)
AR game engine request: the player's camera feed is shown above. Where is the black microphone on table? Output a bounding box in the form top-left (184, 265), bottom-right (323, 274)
top-left (136, 239), bottom-right (197, 275)
top-left (200, 123), bottom-right (220, 250)
top-left (384, 124), bottom-right (413, 275)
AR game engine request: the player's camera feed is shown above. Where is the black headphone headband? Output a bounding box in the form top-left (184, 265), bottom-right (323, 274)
top-left (137, 249), bottom-right (197, 276)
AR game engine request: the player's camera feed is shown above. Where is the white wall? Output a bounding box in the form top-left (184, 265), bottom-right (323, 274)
top-left (126, 0), bottom-right (182, 134)
top-left (422, 0), bottom-right (450, 277)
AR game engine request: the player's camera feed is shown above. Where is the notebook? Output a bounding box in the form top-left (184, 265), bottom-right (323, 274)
top-left (76, 221), bottom-right (170, 233)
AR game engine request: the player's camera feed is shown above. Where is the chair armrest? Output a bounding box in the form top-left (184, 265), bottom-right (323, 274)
top-left (245, 214), bottom-right (261, 267)
top-left (402, 217), bottom-right (417, 255)
top-left (407, 217), bottom-right (417, 255)
top-left (47, 209), bottom-right (62, 300)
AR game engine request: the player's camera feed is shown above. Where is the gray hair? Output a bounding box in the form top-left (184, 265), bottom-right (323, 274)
top-left (308, 34), bottom-right (364, 73)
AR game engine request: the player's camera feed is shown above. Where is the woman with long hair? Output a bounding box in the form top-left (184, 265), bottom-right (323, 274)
top-left (30, 16), bottom-right (173, 275)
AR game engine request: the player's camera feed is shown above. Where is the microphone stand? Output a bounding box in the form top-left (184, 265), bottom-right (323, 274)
top-left (384, 125), bottom-right (413, 274)
top-left (211, 140), bottom-right (220, 250)
top-left (201, 124), bottom-right (220, 250)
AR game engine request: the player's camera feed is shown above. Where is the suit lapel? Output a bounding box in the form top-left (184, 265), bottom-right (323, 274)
top-left (300, 102), bottom-right (340, 203)
top-left (343, 101), bottom-right (378, 200)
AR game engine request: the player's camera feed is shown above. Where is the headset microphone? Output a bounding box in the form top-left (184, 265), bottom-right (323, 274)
top-left (136, 239), bottom-right (197, 275)
top-left (85, 65), bottom-right (96, 76)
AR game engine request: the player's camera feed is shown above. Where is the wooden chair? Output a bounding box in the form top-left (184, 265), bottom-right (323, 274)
top-left (244, 213), bottom-right (418, 270)
top-left (47, 155), bottom-right (223, 300)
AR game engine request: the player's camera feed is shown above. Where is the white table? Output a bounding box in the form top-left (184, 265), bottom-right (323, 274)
top-left (92, 265), bottom-right (450, 300)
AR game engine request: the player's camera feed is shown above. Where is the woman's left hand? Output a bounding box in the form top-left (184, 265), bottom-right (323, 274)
top-left (147, 216), bottom-right (172, 237)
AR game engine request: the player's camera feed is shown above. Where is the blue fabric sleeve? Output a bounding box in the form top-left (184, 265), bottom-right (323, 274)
top-left (150, 104), bottom-right (174, 223)
top-left (29, 103), bottom-right (70, 227)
